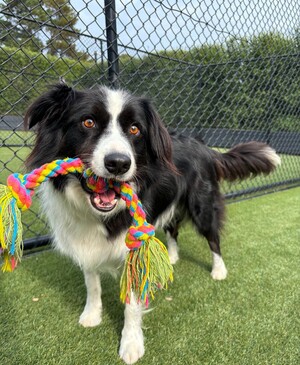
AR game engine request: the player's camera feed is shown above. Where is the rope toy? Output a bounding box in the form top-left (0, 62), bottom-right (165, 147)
top-left (0, 158), bottom-right (173, 306)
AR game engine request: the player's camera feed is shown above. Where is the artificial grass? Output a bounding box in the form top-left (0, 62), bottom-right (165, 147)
top-left (0, 187), bottom-right (299, 364)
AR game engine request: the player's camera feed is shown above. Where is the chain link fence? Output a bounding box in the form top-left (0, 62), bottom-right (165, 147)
top-left (0, 0), bottom-right (300, 245)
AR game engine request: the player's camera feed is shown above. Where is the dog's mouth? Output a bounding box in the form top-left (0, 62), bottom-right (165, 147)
top-left (90, 189), bottom-right (118, 212)
top-left (80, 176), bottom-right (120, 213)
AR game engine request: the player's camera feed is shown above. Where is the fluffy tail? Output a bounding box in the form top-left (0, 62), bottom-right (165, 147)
top-left (213, 142), bottom-right (281, 181)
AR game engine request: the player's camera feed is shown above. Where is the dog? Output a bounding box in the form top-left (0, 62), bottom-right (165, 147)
top-left (24, 83), bottom-right (280, 364)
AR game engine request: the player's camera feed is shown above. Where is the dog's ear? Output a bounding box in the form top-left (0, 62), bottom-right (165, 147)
top-left (24, 83), bottom-right (77, 169)
top-left (141, 98), bottom-right (177, 172)
top-left (24, 83), bottom-right (75, 129)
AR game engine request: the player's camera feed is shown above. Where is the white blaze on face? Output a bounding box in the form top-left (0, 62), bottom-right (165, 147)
top-left (91, 88), bottom-right (136, 181)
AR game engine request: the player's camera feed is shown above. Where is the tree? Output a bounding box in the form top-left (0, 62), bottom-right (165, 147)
top-left (0, 0), bottom-right (47, 51)
top-left (0, 0), bottom-right (85, 59)
top-left (44, 0), bottom-right (82, 59)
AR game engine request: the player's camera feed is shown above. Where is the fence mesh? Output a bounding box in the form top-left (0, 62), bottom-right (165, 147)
top-left (0, 0), bottom-right (299, 242)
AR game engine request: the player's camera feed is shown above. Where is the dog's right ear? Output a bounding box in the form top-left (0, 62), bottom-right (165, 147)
top-left (24, 83), bottom-right (75, 129)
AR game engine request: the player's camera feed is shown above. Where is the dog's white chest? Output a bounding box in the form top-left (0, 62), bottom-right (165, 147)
top-left (39, 182), bottom-right (128, 272)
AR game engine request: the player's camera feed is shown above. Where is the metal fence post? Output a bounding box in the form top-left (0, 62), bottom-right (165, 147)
top-left (104, 0), bottom-right (119, 88)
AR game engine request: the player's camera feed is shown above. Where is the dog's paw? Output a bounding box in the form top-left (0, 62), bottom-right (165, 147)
top-left (79, 308), bottom-right (102, 327)
top-left (167, 234), bottom-right (179, 265)
top-left (119, 329), bottom-right (145, 364)
top-left (211, 253), bottom-right (227, 280)
top-left (168, 246), bottom-right (179, 265)
top-left (211, 265), bottom-right (228, 280)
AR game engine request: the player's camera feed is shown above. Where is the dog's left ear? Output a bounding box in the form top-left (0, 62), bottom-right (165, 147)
top-left (141, 99), bottom-right (177, 172)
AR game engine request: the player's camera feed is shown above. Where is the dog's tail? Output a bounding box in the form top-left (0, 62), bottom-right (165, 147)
top-left (212, 142), bottom-right (281, 181)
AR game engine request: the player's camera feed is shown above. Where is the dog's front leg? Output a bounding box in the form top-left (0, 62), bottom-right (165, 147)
top-left (79, 270), bottom-right (102, 327)
top-left (119, 293), bottom-right (144, 364)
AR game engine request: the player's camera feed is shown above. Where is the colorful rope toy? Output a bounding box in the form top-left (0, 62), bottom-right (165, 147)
top-left (0, 158), bottom-right (173, 306)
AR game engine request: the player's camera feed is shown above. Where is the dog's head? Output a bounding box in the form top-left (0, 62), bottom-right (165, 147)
top-left (25, 83), bottom-right (175, 214)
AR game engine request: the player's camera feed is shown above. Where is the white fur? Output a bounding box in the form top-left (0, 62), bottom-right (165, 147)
top-left (79, 271), bottom-right (102, 327)
top-left (211, 252), bottom-right (228, 280)
top-left (262, 146), bottom-right (281, 168)
top-left (40, 181), bottom-right (128, 270)
top-left (40, 179), bottom-right (144, 364)
top-left (105, 87), bottom-right (128, 120)
top-left (91, 88), bottom-right (136, 181)
top-left (166, 231), bottom-right (179, 265)
top-left (119, 294), bottom-right (144, 364)
top-left (154, 205), bottom-right (179, 264)
top-left (154, 203), bottom-right (176, 229)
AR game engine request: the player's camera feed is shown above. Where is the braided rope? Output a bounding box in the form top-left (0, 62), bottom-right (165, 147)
top-left (84, 173), bottom-right (155, 251)
top-left (1, 158), bottom-right (173, 304)
top-left (7, 158), bottom-right (84, 211)
top-left (120, 183), bottom-right (155, 250)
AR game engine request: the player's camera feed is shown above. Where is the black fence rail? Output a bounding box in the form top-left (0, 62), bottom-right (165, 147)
top-left (0, 0), bottom-right (300, 245)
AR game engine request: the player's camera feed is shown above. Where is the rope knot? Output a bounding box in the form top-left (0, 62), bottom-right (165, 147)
top-left (7, 174), bottom-right (33, 211)
top-left (125, 222), bottom-right (155, 250)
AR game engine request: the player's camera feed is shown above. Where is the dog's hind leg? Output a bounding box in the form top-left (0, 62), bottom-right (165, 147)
top-left (79, 270), bottom-right (102, 327)
top-left (206, 236), bottom-right (228, 280)
top-left (188, 191), bottom-right (227, 280)
top-left (164, 219), bottom-right (181, 265)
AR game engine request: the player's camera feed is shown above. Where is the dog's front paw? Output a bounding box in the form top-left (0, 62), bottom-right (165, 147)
top-left (119, 328), bottom-right (145, 364)
top-left (211, 265), bottom-right (228, 280)
top-left (79, 308), bottom-right (102, 327)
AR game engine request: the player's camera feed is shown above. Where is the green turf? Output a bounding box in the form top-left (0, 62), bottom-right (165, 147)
top-left (0, 130), bottom-right (34, 146)
top-left (0, 187), bottom-right (299, 364)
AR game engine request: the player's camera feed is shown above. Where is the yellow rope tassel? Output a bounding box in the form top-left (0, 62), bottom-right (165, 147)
top-left (0, 185), bottom-right (23, 271)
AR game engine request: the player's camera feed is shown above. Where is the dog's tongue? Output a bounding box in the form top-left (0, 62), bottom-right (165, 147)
top-left (99, 189), bottom-right (116, 203)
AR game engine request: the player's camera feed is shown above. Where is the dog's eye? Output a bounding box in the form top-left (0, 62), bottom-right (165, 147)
top-left (129, 125), bottom-right (140, 136)
top-left (82, 118), bottom-right (95, 129)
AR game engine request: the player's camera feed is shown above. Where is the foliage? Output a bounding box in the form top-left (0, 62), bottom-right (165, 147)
top-left (115, 33), bottom-right (300, 131)
top-left (43, 0), bottom-right (83, 59)
top-left (0, 0), bottom-right (46, 52)
top-left (0, 31), bottom-right (300, 132)
top-left (0, 0), bottom-right (83, 59)
top-left (0, 46), bottom-right (94, 114)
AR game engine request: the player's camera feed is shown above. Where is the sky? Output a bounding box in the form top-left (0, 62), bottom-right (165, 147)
top-left (0, 0), bottom-right (298, 57)
top-left (70, 0), bottom-right (300, 57)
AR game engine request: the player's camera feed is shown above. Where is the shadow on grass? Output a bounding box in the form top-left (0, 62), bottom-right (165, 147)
top-left (180, 251), bottom-right (212, 273)
top-left (22, 250), bottom-right (126, 338)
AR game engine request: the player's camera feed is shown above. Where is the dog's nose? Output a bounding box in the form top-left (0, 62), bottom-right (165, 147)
top-left (104, 153), bottom-right (131, 175)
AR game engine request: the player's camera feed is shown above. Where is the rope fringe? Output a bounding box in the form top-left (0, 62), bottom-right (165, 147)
top-left (0, 158), bottom-right (173, 305)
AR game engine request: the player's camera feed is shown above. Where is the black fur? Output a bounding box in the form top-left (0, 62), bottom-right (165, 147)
top-left (25, 84), bottom-right (278, 257)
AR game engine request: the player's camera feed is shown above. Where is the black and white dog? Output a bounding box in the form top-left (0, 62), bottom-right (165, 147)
top-left (25, 84), bottom-right (280, 364)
